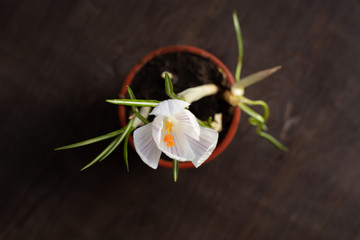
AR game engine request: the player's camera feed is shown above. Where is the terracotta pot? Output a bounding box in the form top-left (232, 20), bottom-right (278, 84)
top-left (118, 45), bottom-right (241, 169)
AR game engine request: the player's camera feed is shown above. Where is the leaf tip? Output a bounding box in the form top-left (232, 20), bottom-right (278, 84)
top-left (269, 65), bottom-right (282, 74)
top-left (281, 145), bottom-right (289, 152)
top-left (80, 166), bottom-right (88, 171)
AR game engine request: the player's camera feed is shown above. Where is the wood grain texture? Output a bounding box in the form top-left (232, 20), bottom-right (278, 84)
top-left (1, 0), bottom-right (359, 239)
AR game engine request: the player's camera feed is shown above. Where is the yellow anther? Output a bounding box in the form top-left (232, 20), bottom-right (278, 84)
top-left (164, 120), bottom-right (173, 133)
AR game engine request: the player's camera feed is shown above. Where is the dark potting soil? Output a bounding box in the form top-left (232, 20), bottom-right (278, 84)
top-left (125, 52), bottom-right (235, 160)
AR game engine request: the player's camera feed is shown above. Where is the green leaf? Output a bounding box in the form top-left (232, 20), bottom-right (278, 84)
top-left (248, 117), bottom-right (259, 126)
top-left (123, 130), bottom-right (131, 172)
top-left (126, 86), bottom-right (137, 112)
top-left (238, 102), bottom-right (265, 123)
top-left (243, 97), bottom-right (269, 121)
top-left (239, 101), bottom-right (287, 151)
top-left (80, 134), bottom-right (122, 171)
top-left (98, 122), bottom-right (133, 163)
top-left (233, 11), bottom-right (244, 82)
top-left (197, 119), bottom-right (212, 129)
top-left (55, 128), bottom-right (125, 150)
top-left (256, 127), bottom-right (288, 151)
top-left (126, 86), bottom-right (151, 124)
top-left (81, 119), bottom-right (134, 171)
top-left (126, 85), bottom-right (136, 99)
top-left (172, 159), bottom-right (179, 182)
top-left (106, 99), bottom-right (159, 107)
top-left (164, 72), bottom-right (181, 100)
top-left (134, 111), bottom-right (150, 124)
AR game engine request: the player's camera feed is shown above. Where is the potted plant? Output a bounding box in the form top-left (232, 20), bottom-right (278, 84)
top-left (56, 12), bottom-right (287, 182)
top-left (117, 45), bottom-right (241, 169)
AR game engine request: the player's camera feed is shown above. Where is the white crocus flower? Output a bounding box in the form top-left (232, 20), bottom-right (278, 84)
top-left (133, 99), bottom-right (219, 169)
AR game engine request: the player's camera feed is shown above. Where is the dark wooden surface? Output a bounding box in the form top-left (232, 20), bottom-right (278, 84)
top-left (1, 0), bottom-right (359, 239)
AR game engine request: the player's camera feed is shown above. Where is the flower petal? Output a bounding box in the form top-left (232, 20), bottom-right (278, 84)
top-left (151, 115), bottom-right (163, 147)
top-left (185, 126), bottom-right (219, 168)
top-left (152, 115), bottom-right (195, 161)
top-left (150, 99), bottom-right (190, 117)
top-left (133, 123), bottom-right (162, 169)
top-left (174, 109), bottom-right (200, 141)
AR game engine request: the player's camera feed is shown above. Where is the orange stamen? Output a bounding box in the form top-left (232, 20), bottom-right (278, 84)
top-left (163, 120), bottom-right (175, 147)
top-left (163, 134), bottom-right (175, 147)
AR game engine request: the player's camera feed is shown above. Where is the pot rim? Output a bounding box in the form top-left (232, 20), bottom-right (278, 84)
top-left (118, 45), bottom-right (241, 169)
